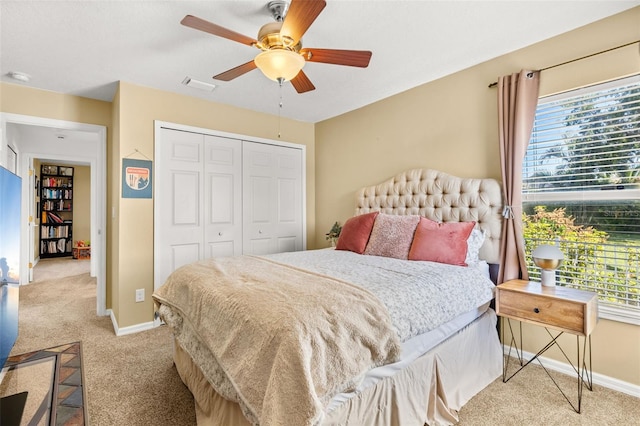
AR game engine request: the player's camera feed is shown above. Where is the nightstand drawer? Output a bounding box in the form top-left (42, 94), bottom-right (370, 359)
top-left (496, 280), bottom-right (598, 336)
top-left (497, 290), bottom-right (584, 334)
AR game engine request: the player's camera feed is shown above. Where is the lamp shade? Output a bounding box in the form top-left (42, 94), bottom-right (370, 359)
top-left (532, 244), bottom-right (564, 287)
top-left (255, 49), bottom-right (305, 82)
top-left (532, 244), bottom-right (564, 269)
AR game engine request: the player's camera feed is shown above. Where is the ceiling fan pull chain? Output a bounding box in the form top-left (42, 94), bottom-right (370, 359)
top-left (278, 77), bottom-right (284, 138)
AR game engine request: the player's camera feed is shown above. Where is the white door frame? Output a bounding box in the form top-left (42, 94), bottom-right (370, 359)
top-left (0, 113), bottom-right (108, 316)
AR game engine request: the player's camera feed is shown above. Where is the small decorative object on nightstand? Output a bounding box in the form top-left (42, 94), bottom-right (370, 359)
top-left (326, 221), bottom-right (342, 247)
top-left (496, 279), bottom-right (598, 413)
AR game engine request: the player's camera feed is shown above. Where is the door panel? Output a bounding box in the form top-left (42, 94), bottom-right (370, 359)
top-left (249, 176), bottom-right (271, 223)
top-left (171, 243), bottom-right (200, 272)
top-left (156, 129), bottom-right (204, 288)
top-left (207, 241), bottom-right (235, 258)
top-left (204, 135), bottom-right (242, 257)
top-left (243, 142), bottom-right (276, 254)
top-left (278, 178), bottom-right (296, 222)
top-left (247, 238), bottom-right (272, 256)
top-left (243, 141), bottom-right (302, 255)
top-left (208, 174), bottom-right (234, 223)
top-left (277, 236), bottom-right (298, 253)
top-left (173, 172), bottom-right (200, 225)
top-left (172, 142), bottom-right (200, 162)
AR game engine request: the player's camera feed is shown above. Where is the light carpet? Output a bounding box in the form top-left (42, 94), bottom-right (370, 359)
top-left (10, 258), bottom-right (639, 425)
top-left (12, 258), bottom-right (195, 425)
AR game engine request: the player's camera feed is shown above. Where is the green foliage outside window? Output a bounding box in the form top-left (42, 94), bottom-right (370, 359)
top-left (523, 206), bottom-right (639, 307)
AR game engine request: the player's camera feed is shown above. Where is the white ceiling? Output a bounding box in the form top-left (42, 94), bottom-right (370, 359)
top-left (1, 1), bottom-right (638, 123)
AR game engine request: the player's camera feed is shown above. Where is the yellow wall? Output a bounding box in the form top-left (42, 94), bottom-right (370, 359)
top-left (0, 82), bottom-right (113, 304)
top-left (73, 165), bottom-right (91, 244)
top-left (315, 8), bottom-right (640, 386)
top-left (0, 83), bottom-right (112, 127)
top-left (114, 82), bottom-right (315, 327)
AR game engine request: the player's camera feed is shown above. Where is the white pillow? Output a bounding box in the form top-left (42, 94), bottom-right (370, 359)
top-left (465, 228), bottom-right (486, 265)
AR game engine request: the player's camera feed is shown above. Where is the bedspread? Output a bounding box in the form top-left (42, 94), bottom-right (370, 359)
top-left (266, 249), bottom-right (496, 341)
top-left (153, 255), bottom-right (401, 426)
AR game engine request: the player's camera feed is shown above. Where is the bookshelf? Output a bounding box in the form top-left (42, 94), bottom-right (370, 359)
top-left (40, 165), bottom-right (73, 258)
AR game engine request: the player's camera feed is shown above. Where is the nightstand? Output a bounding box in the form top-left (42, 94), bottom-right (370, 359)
top-left (495, 279), bottom-right (598, 413)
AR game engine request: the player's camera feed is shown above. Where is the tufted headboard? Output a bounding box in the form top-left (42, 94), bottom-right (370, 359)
top-left (354, 169), bottom-right (503, 264)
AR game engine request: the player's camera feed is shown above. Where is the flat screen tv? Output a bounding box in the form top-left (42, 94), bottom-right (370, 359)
top-left (0, 164), bottom-right (21, 371)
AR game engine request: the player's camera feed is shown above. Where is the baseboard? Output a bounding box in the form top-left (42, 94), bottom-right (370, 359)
top-left (109, 310), bottom-right (156, 336)
top-left (505, 348), bottom-right (640, 398)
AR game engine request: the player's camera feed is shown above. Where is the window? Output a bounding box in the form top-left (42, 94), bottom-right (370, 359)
top-left (522, 75), bottom-right (640, 324)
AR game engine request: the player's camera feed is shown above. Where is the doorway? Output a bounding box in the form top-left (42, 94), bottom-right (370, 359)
top-left (0, 113), bottom-right (107, 316)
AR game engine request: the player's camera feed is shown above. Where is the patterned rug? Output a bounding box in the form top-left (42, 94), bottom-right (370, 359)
top-left (1, 342), bottom-right (86, 425)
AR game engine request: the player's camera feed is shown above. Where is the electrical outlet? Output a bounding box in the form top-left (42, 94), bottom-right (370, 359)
top-left (135, 288), bottom-right (145, 303)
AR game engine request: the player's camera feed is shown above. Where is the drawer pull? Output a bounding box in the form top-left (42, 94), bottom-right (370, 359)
top-left (533, 308), bottom-right (540, 313)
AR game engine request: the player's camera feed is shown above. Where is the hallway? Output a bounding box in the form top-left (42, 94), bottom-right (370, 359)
top-left (32, 258), bottom-right (91, 282)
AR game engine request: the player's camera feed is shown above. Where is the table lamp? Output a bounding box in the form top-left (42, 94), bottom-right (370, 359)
top-left (532, 244), bottom-right (564, 287)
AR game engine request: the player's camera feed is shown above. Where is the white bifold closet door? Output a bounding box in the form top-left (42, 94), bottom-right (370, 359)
top-left (156, 128), bottom-right (242, 289)
top-left (242, 141), bottom-right (303, 255)
top-left (155, 126), bottom-right (304, 289)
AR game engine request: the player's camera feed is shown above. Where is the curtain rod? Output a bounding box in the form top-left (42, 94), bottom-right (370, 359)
top-left (488, 39), bottom-right (640, 88)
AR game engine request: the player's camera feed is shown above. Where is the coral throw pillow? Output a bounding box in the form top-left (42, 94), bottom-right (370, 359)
top-left (364, 214), bottom-right (421, 259)
top-left (408, 218), bottom-right (476, 266)
top-left (335, 212), bottom-right (379, 254)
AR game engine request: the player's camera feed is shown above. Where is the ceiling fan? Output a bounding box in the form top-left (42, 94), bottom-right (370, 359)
top-left (181, 0), bottom-right (372, 93)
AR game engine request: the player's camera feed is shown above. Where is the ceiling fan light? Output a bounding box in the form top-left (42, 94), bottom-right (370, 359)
top-left (255, 50), bottom-right (305, 82)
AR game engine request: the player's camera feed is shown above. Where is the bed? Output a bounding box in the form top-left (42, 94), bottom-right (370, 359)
top-left (153, 168), bottom-right (504, 426)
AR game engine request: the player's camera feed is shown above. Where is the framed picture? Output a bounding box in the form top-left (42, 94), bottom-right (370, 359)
top-left (43, 165), bottom-right (58, 175)
top-left (59, 166), bottom-right (73, 176)
top-left (122, 158), bottom-right (152, 199)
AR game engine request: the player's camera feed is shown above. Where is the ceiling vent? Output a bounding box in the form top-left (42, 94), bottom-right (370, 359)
top-left (182, 77), bottom-right (216, 92)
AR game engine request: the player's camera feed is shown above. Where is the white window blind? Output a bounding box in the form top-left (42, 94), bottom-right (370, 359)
top-left (522, 75), bottom-right (640, 319)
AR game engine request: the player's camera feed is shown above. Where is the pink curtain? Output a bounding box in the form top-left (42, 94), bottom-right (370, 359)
top-left (497, 70), bottom-right (540, 284)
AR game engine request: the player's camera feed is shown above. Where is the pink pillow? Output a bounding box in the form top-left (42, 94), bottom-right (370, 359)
top-left (408, 218), bottom-right (476, 266)
top-left (364, 214), bottom-right (421, 259)
top-left (335, 212), bottom-right (379, 254)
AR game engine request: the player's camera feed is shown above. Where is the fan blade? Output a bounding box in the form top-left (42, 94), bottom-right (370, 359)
top-left (300, 48), bottom-right (372, 67)
top-left (213, 61), bottom-right (257, 81)
top-left (181, 15), bottom-right (257, 47)
top-left (280, 0), bottom-right (326, 45)
top-left (291, 70), bottom-right (315, 93)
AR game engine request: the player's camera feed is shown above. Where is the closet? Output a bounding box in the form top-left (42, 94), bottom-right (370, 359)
top-left (154, 125), bottom-right (305, 290)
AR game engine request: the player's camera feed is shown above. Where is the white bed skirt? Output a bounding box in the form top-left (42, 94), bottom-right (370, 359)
top-left (173, 309), bottom-right (502, 426)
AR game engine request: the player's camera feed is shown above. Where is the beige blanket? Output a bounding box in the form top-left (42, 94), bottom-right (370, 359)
top-left (153, 255), bottom-right (401, 426)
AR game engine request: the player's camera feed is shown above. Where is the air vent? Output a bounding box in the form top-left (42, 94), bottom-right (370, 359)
top-left (182, 77), bottom-right (216, 92)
